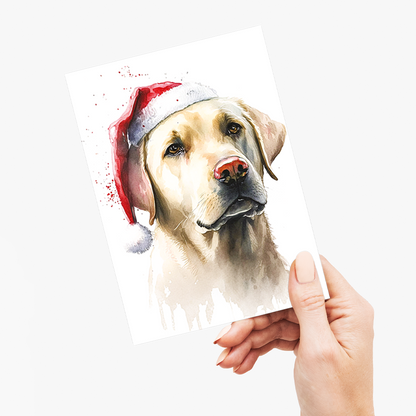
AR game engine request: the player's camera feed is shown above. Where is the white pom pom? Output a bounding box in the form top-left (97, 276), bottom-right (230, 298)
top-left (124, 223), bottom-right (153, 254)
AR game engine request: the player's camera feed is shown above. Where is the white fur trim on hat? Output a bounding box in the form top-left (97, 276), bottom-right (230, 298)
top-left (127, 83), bottom-right (217, 146)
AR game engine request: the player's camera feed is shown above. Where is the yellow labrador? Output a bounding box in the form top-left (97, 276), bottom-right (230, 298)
top-left (127, 98), bottom-right (288, 329)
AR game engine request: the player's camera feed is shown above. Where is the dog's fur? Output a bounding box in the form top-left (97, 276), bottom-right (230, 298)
top-left (127, 98), bottom-right (288, 329)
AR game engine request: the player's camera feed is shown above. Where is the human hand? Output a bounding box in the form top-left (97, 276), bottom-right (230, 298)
top-left (214, 252), bottom-right (374, 416)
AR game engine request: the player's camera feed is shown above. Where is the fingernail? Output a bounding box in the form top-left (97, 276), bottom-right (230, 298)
top-left (213, 324), bottom-right (232, 344)
top-left (233, 365), bottom-right (241, 373)
top-left (216, 348), bottom-right (231, 366)
top-left (295, 251), bottom-right (315, 284)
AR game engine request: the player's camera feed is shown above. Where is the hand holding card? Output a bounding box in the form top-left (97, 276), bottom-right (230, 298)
top-left (215, 252), bottom-right (375, 416)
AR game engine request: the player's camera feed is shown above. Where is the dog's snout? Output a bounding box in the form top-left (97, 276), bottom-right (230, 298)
top-left (214, 156), bottom-right (248, 185)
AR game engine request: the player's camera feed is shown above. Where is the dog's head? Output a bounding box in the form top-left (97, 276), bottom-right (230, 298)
top-left (125, 97), bottom-right (285, 232)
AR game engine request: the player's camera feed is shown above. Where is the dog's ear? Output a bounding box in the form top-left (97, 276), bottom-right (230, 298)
top-left (127, 141), bottom-right (156, 225)
top-left (241, 103), bottom-right (286, 180)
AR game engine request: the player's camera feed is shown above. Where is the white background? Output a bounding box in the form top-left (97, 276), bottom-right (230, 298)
top-left (1, 1), bottom-right (415, 415)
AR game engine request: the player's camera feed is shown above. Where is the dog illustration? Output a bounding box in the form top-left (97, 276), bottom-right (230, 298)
top-left (109, 82), bottom-right (289, 329)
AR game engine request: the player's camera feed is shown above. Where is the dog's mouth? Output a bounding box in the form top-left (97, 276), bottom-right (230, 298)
top-left (197, 198), bottom-right (265, 231)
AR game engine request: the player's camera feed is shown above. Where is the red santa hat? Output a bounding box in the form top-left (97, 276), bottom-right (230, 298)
top-left (108, 81), bottom-right (217, 225)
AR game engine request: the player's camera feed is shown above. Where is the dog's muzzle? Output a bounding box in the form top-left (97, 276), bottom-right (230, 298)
top-left (195, 156), bottom-right (265, 231)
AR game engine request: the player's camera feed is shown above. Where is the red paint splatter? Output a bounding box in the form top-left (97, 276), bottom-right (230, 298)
top-left (118, 66), bottom-right (150, 79)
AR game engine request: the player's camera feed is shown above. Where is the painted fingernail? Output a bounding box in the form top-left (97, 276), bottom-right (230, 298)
top-left (295, 251), bottom-right (315, 284)
top-left (216, 348), bottom-right (231, 366)
top-left (213, 324), bottom-right (232, 344)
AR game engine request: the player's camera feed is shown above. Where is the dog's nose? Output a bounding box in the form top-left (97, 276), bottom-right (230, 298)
top-left (214, 156), bottom-right (249, 185)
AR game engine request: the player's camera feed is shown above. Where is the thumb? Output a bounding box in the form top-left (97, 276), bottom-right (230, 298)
top-left (289, 251), bottom-right (333, 347)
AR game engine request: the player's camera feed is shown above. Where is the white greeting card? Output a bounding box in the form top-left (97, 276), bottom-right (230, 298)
top-left (66, 27), bottom-right (328, 344)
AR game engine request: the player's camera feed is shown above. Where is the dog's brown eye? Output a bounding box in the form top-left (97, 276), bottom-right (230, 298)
top-left (227, 123), bottom-right (241, 135)
top-left (165, 143), bottom-right (184, 157)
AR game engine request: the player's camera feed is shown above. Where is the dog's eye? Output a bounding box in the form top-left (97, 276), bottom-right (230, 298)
top-left (165, 143), bottom-right (184, 157)
top-left (227, 123), bottom-right (241, 135)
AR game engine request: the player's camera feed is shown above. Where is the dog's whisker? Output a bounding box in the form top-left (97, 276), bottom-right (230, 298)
top-left (173, 217), bottom-right (187, 231)
top-left (173, 195), bottom-right (211, 231)
top-left (191, 195), bottom-right (211, 221)
top-left (173, 205), bottom-right (202, 231)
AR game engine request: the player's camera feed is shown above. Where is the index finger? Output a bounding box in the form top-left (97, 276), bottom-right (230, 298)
top-left (215, 308), bottom-right (298, 348)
